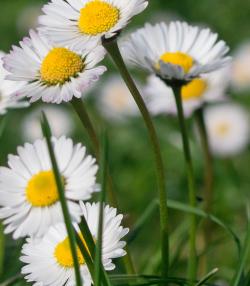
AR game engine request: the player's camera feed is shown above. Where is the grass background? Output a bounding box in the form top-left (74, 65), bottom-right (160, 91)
top-left (0, 0), bottom-right (250, 284)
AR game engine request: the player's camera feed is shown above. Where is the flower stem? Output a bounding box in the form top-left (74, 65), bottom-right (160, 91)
top-left (71, 98), bottom-right (135, 275)
top-left (195, 107), bottom-right (214, 273)
top-left (171, 85), bottom-right (197, 282)
top-left (41, 113), bottom-right (82, 286)
top-left (102, 37), bottom-right (169, 277)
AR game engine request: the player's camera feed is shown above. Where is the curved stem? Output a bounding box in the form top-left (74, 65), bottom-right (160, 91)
top-left (102, 38), bottom-right (169, 278)
top-left (195, 107), bottom-right (214, 274)
top-left (70, 98), bottom-right (135, 274)
top-left (171, 86), bottom-right (197, 282)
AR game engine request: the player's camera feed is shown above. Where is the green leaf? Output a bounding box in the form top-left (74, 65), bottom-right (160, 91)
top-left (195, 268), bottom-right (218, 286)
top-left (231, 205), bottom-right (250, 286)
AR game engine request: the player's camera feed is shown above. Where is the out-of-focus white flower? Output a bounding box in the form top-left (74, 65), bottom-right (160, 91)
top-left (3, 30), bottom-right (106, 104)
top-left (0, 51), bottom-right (28, 115)
top-left (21, 202), bottom-right (129, 286)
top-left (98, 75), bottom-right (138, 120)
top-left (16, 4), bottom-right (42, 34)
top-left (39, 0), bottom-right (148, 49)
top-left (144, 66), bottom-right (229, 117)
top-left (123, 21), bottom-right (230, 82)
top-left (204, 103), bottom-right (249, 157)
top-left (22, 105), bottom-right (73, 141)
top-left (0, 137), bottom-right (98, 239)
top-left (231, 42), bottom-right (250, 91)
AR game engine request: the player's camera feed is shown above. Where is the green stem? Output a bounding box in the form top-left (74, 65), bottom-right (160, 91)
top-left (171, 86), bottom-right (197, 282)
top-left (102, 37), bottom-right (169, 278)
top-left (71, 98), bottom-right (135, 274)
top-left (0, 222), bottom-right (4, 277)
top-left (41, 113), bottom-right (82, 286)
top-left (195, 107), bottom-right (214, 273)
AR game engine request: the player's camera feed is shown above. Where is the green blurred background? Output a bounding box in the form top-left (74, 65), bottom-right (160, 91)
top-left (0, 0), bottom-right (249, 285)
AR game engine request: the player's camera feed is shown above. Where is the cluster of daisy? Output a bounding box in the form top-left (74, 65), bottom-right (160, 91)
top-left (0, 0), bottom-right (250, 285)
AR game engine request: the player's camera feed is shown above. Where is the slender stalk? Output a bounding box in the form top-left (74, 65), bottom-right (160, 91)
top-left (195, 107), bottom-right (214, 273)
top-left (71, 98), bottom-right (135, 275)
top-left (171, 86), bottom-right (197, 282)
top-left (41, 113), bottom-right (82, 286)
top-left (102, 37), bottom-right (169, 277)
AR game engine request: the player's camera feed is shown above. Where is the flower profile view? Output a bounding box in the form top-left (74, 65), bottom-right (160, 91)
top-left (0, 51), bottom-right (29, 115)
top-left (39, 0), bottom-right (148, 49)
top-left (0, 136), bottom-right (98, 239)
top-left (3, 30), bottom-right (106, 104)
top-left (123, 21), bottom-right (230, 82)
top-left (203, 103), bottom-right (249, 157)
top-left (144, 66), bottom-right (229, 117)
top-left (21, 202), bottom-right (129, 286)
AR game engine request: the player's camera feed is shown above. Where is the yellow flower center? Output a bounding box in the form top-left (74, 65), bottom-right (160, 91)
top-left (40, 48), bottom-right (84, 85)
top-left (215, 122), bottom-right (230, 137)
top-left (181, 79), bottom-right (208, 101)
top-left (26, 170), bottom-right (59, 207)
top-left (54, 234), bottom-right (89, 268)
top-left (159, 52), bottom-right (194, 73)
top-left (78, 0), bottom-right (120, 35)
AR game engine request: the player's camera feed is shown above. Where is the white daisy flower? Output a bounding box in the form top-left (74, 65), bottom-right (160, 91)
top-left (0, 137), bottom-right (98, 239)
top-left (123, 21), bottom-right (230, 82)
top-left (98, 75), bottom-right (138, 120)
top-left (20, 202), bottom-right (129, 286)
top-left (22, 105), bottom-right (74, 141)
top-left (0, 51), bottom-right (29, 115)
top-left (3, 30), bottom-right (106, 104)
top-left (39, 0), bottom-right (148, 49)
top-left (231, 42), bottom-right (250, 91)
top-left (144, 67), bottom-right (230, 117)
top-left (203, 103), bottom-right (249, 157)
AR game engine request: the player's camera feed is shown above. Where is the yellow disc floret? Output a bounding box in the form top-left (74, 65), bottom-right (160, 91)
top-left (215, 122), bottom-right (230, 137)
top-left (40, 48), bottom-right (84, 85)
top-left (181, 79), bottom-right (208, 101)
top-left (54, 234), bottom-right (89, 267)
top-left (26, 170), bottom-right (59, 207)
top-left (159, 52), bottom-right (194, 73)
top-left (78, 0), bottom-right (120, 35)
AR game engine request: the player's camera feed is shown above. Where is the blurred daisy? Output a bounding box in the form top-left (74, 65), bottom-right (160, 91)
top-left (39, 0), bottom-right (148, 49)
top-left (21, 202), bottom-right (129, 286)
top-left (0, 51), bottom-right (28, 115)
top-left (123, 21), bottom-right (230, 82)
top-left (0, 137), bottom-right (98, 239)
top-left (203, 103), bottom-right (249, 157)
top-left (98, 75), bottom-right (138, 120)
top-left (3, 30), bottom-right (106, 104)
top-left (144, 67), bottom-right (229, 117)
top-left (22, 105), bottom-right (73, 141)
top-left (231, 42), bottom-right (250, 91)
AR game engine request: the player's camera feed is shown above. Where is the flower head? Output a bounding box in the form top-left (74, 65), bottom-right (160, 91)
top-left (123, 21), bottom-right (230, 82)
top-left (39, 0), bottom-right (148, 49)
top-left (144, 66), bottom-right (230, 117)
top-left (3, 30), bottom-right (106, 104)
top-left (0, 51), bottom-right (29, 114)
top-left (0, 137), bottom-right (98, 239)
top-left (21, 202), bottom-right (129, 286)
top-left (203, 103), bottom-right (249, 157)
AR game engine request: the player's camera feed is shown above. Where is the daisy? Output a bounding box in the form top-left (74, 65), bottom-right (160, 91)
top-left (123, 21), bottom-right (230, 82)
top-left (98, 75), bottom-right (138, 120)
top-left (0, 136), bottom-right (98, 239)
top-left (21, 202), bottom-right (129, 286)
top-left (231, 42), bottom-right (250, 91)
top-left (203, 103), bottom-right (249, 157)
top-left (0, 51), bottom-right (29, 115)
top-left (3, 30), bottom-right (106, 104)
top-left (144, 67), bottom-right (230, 117)
top-left (22, 105), bottom-right (73, 141)
top-left (39, 0), bottom-right (148, 49)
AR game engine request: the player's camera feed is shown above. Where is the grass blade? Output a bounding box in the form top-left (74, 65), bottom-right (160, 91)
top-left (195, 268), bottom-right (218, 286)
top-left (41, 112), bottom-right (82, 286)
